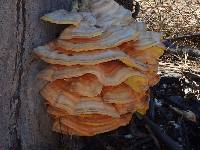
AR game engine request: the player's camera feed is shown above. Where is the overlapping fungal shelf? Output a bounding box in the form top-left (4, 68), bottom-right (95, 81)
top-left (34, 0), bottom-right (165, 136)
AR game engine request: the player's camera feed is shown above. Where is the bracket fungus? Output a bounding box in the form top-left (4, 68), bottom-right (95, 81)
top-left (34, 0), bottom-right (165, 136)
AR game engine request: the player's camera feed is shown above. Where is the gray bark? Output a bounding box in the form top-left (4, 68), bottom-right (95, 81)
top-left (0, 0), bottom-right (133, 149)
top-left (0, 0), bottom-right (84, 149)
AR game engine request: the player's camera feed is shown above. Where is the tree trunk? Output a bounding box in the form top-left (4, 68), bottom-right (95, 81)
top-left (0, 0), bottom-right (85, 149)
top-left (0, 0), bottom-right (134, 149)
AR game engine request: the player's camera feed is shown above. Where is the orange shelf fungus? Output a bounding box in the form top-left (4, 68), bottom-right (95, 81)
top-left (34, 0), bottom-right (165, 136)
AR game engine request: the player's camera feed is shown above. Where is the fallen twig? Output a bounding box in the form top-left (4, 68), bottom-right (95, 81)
top-left (170, 105), bottom-right (197, 122)
top-left (136, 112), bottom-right (184, 150)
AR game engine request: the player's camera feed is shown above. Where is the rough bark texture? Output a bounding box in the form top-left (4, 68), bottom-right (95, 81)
top-left (0, 0), bottom-right (134, 149)
top-left (0, 0), bottom-right (82, 149)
